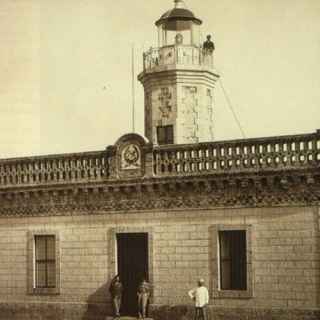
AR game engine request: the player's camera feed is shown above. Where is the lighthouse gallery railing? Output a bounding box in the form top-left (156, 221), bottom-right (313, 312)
top-left (143, 45), bottom-right (214, 71)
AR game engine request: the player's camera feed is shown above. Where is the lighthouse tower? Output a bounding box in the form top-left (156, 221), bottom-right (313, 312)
top-left (138, 0), bottom-right (219, 145)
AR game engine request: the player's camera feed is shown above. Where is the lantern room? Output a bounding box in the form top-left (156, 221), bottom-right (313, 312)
top-left (155, 0), bottom-right (202, 47)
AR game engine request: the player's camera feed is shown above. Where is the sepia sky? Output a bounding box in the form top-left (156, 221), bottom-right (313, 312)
top-left (0, 0), bottom-right (319, 158)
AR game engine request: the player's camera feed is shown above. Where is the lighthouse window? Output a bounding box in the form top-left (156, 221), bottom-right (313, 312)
top-left (157, 125), bottom-right (174, 145)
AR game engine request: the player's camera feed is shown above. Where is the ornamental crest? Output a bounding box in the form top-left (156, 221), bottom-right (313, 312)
top-left (121, 144), bottom-right (141, 170)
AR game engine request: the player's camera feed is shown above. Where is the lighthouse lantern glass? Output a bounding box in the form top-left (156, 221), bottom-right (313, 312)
top-left (158, 20), bottom-right (199, 47)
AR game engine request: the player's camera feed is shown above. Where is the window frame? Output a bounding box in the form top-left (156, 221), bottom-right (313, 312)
top-left (157, 125), bottom-right (174, 145)
top-left (219, 230), bottom-right (247, 291)
top-left (34, 235), bottom-right (56, 289)
top-left (210, 225), bottom-right (253, 299)
top-left (27, 230), bottom-right (60, 295)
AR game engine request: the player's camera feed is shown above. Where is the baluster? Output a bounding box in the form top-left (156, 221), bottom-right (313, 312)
top-left (307, 140), bottom-right (314, 162)
top-left (63, 160), bottom-right (68, 181)
top-left (156, 151), bottom-right (161, 175)
top-left (312, 138), bottom-right (318, 161)
top-left (299, 141), bottom-right (306, 164)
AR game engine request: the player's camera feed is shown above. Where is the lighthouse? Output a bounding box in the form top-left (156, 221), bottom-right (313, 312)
top-left (138, 0), bottom-right (220, 145)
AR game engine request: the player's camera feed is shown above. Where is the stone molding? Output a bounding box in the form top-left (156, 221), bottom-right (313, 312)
top-left (0, 170), bottom-right (318, 217)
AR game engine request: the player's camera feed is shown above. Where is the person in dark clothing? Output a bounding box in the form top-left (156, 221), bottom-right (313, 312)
top-left (109, 275), bottom-right (123, 317)
top-left (203, 35), bottom-right (215, 54)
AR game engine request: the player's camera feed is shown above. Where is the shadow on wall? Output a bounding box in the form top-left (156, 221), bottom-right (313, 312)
top-left (81, 280), bottom-right (112, 320)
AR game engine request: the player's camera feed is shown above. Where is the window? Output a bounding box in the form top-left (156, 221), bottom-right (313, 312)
top-left (211, 225), bottom-right (253, 299)
top-left (157, 125), bottom-right (174, 145)
top-left (35, 235), bottom-right (56, 288)
top-left (28, 231), bottom-right (60, 295)
top-left (219, 230), bottom-right (247, 290)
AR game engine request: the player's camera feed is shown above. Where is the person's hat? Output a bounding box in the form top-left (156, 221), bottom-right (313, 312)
top-left (198, 278), bottom-right (205, 283)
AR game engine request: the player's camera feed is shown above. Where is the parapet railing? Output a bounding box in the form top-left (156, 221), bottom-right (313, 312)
top-left (143, 45), bottom-right (214, 71)
top-left (0, 131), bottom-right (319, 189)
top-left (0, 151), bottom-right (108, 189)
top-left (153, 132), bottom-right (320, 177)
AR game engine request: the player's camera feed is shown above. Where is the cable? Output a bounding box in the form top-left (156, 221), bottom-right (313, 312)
top-left (131, 43), bottom-right (135, 133)
top-left (211, 88), bottom-right (216, 141)
top-left (218, 78), bottom-right (247, 139)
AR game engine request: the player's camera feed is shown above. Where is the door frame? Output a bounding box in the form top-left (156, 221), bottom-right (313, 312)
top-left (108, 227), bottom-right (154, 303)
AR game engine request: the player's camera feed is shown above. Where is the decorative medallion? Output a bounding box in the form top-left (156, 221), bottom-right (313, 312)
top-left (121, 144), bottom-right (141, 170)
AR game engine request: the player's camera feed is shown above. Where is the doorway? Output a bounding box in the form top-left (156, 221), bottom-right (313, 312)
top-left (116, 233), bottom-right (149, 316)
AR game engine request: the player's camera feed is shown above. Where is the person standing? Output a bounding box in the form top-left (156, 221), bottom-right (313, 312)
top-left (203, 35), bottom-right (215, 55)
top-left (137, 278), bottom-right (151, 319)
top-left (188, 278), bottom-right (209, 320)
top-left (109, 275), bottom-right (123, 317)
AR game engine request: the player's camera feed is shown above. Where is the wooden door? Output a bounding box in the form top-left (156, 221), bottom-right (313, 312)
top-left (117, 233), bottom-right (149, 316)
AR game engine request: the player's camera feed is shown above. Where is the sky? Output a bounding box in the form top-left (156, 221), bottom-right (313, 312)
top-left (0, 0), bottom-right (319, 158)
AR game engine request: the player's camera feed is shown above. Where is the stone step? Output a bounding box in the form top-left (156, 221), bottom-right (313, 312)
top-left (105, 317), bottom-right (153, 320)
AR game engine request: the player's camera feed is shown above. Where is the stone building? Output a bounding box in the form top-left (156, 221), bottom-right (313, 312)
top-left (0, 1), bottom-right (319, 320)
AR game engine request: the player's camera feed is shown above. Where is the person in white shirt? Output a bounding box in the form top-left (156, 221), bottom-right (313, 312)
top-left (188, 278), bottom-right (209, 320)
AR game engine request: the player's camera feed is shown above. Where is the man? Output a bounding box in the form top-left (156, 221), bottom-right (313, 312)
top-left (109, 275), bottom-right (123, 317)
top-left (203, 35), bottom-right (215, 55)
top-left (188, 278), bottom-right (209, 320)
top-left (137, 278), bottom-right (151, 319)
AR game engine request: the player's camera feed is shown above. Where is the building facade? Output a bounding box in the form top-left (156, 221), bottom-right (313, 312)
top-left (0, 1), bottom-right (319, 320)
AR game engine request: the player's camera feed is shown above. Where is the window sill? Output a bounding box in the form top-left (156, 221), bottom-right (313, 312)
top-left (213, 289), bottom-right (253, 299)
top-left (29, 288), bottom-right (60, 296)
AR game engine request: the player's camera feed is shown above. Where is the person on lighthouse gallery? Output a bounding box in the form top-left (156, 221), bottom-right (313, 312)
top-left (109, 275), bottom-right (123, 317)
top-left (188, 278), bottom-right (209, 320)
top-left (203, 34), bottom-right (215, 55)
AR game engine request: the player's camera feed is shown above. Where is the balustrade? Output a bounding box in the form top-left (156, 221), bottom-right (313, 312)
top-left (0, 151), bottom-right (108, 188)
top-left (153, 132), bottom-right (320, 176)
top-left (0, 132), bottom-right (319, 188)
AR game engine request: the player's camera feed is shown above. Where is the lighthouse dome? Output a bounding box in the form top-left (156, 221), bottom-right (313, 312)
top-left (155, 0), bottom-right (202, 30)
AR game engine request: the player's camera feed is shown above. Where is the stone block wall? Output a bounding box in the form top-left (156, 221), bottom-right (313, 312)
top-left (177, 83), bottom-right (214, 143)
top-left (0, 206), bottom-right (319, 319)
